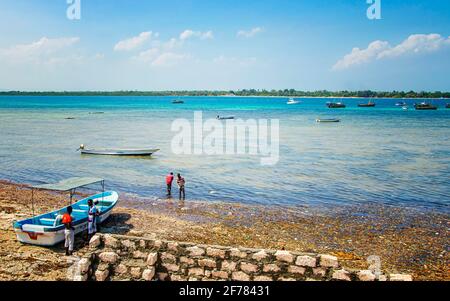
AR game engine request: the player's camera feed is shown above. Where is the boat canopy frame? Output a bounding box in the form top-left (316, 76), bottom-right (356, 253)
top-left (29, 177), bottom-right (105, 218)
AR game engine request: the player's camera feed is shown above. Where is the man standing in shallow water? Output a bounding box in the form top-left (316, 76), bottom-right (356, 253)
top-left (166, 172), bottom-right (174, 196)
top-left (177, 173), bottom-right (186, 200)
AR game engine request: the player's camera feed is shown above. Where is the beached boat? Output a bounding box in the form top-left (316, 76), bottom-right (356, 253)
top-left (316, 118), bottom-right (340, 123)
top-left (358, 101), bottom-right (376, 107)
top-left (414, 102), bottom-right (438, 110)
top-left (78, 145), bottom-right (159, 156)
top-left (287, 98), bottom-right (300, 105)
top-left (13, 177), bottom-right (118, 246)
top-left (327, 102), bottom-right (346, 108)
top-left (172, 100), bottom-right (184, 104)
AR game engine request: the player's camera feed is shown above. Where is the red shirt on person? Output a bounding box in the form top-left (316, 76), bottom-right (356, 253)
top-left (166, 174), bottom-right (174, 185)
top-left (62, 213), bottom-right (72, 224)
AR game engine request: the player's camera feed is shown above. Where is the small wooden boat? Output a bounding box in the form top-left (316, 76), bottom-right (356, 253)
top-left (172, 100), bottom-right (184, 104)
top-left (327, 102), bottom-right (346, 108)
top-left (287, 98), bottom-right (300, 105)
top-left (414, 102), bottom-right (438, 110)
top-left (217, 115), bottom-right (235, 120)
top-left (316, 118), bottom-right (340, 123)
top-left (78, 145), bottom-right (159, 156)
top-left (358, 101), bottom-right (376, 107)
top-left (13, 178), bottom-right (118, 246)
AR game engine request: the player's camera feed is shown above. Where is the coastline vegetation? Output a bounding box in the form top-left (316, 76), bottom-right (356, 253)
top-left (0, 90), bottom-right (449, 98)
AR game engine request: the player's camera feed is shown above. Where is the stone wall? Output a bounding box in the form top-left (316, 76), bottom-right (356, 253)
top-left (74, 233), bottom-right (412, 281)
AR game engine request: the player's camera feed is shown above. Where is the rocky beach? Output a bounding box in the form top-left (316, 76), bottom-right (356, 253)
top-left (0, 180), bottom-right (448, 281)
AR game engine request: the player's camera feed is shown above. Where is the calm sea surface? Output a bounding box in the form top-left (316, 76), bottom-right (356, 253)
top-left (0, 96), bottom-right (449, 213)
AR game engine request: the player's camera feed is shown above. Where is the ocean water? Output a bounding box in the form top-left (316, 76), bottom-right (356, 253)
top-left (0, 96), bottom-right (449, 213)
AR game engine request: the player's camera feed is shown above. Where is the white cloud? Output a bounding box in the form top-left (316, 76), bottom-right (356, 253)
top-left (164, 38), bottom-right (183, 50)
top-left (114, 31), bottom-right (155, 51)
top-left (133, 48), bottom-right (189, 67)
top-left (179, 29), bottom-right (214, 41)
top-left (133, 47), bottom-right (160, 63)
top-left (333, 33), bottom-right (450, 70)
top-left (378, 34), bottom-right (450, 59)
top-left (332, 40), bottom-right (390, 70)
top-left (151, 52), bottom-right (188, 66)
top-left (0, 37), bottom-right (80, 64)
top-left (132, 28), bottom-right (212, 67)
top-left (237, 27), bottom-right (263, 38)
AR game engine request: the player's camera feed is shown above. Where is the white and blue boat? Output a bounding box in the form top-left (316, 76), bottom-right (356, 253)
top-left (13, 177), bottom-right (118, 246)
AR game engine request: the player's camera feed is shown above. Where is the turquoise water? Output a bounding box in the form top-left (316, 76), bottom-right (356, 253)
top-left (0, 96), bottom-right (449, 212)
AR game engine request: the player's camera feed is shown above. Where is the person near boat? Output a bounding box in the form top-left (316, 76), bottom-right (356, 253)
top-left (166, 172), bottom-right (174, 196)
top-left (87, 199), bottom-right (99, 241)
top-left (177, 173), bottom-right (186, 200)
top-left (62, 206), bottom-right (75, 256)
top-left (93, 200), bottom-right (102, 231)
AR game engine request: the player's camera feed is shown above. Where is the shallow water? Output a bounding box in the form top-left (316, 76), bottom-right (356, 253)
top-left (0, 96), bottom-right (449, 213)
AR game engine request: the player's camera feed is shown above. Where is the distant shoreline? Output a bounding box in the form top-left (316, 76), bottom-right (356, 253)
top-left (0, 93), bottom-right (449, 100)
top-left (0, 90), bottom-right (449, 99)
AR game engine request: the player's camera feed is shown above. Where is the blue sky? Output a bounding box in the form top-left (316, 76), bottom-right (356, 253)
top-left (0, 0), bottom-right (449, 91)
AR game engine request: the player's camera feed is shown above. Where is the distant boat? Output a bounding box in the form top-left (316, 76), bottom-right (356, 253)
top-left (287, 98), bottom-right (300, 105)
top-left (414, 102), bottom-right (438, 110)
top-left (316, 118), bottom-right (340, 123)
top-left (402, 105), bottom-right (409, 110)
top-left (172, 100), bottom-right (184, 104)
top-left (395, 101), bottom-right (407, 107)
top-left (78, 145), bottom-right (159, 156)
top-left (217, 115), bottom-right (235, 120)
top-left (446, 104), bottom-right (450, 109)
top-left (327, 102), bottom-right (346, 108)
top-left (358, 101), bottom-right (376, 107)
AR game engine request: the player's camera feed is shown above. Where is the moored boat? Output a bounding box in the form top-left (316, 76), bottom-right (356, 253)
top-left (287, 98), bottom-right (300, 105)
top-left (316, 118), bottom-right (340, 123)
top-left (217, 115), bottom-right (235, 120)
top-left (446, 104), bottom-right (450, 109)
top-left (358, 101), bottom-right (376, 107)
top-left (13, 178), bottom-right (118, 246)
top-left (78, 145), bottom-right (159, 156)
top-left (396, 101), bottom-right (407, 107)
top-left (172, 100), bottom-right (184, 104)
top-left (414, 102), bottom-right (438, 110)
top-left (327, 102), bottom-right (346, 108)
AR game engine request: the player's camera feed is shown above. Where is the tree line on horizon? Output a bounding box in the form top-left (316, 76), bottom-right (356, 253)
top-left (1, 89), bottom-right (449, 98)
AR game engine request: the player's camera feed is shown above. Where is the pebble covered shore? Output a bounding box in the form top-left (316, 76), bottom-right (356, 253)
top-left (0, 180), bottom-right (448, 280)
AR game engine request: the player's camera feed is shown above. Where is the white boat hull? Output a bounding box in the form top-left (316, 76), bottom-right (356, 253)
top-left (14, 192), bottom-right (118, 246)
